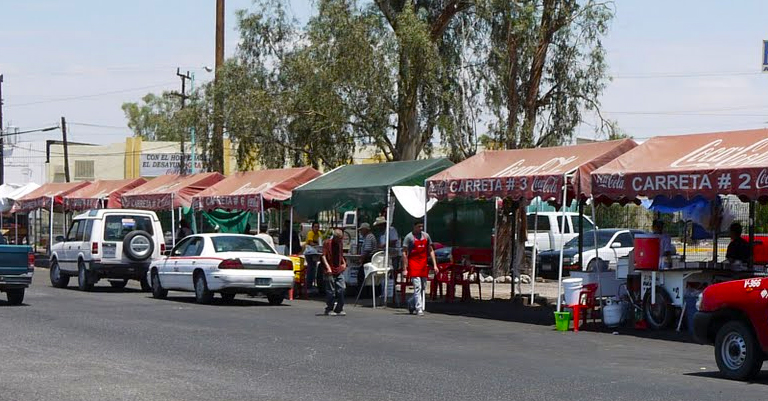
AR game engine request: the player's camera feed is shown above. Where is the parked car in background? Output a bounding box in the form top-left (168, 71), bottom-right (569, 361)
top-left (526, 212), bottom-right (596, 253)
top-left (535, 229), bottom-right (645, 279)
top-left (694, 278), bottom-right (768, 380)
top-left (148, 234), bottom-right (294, 305)
top-left (49, 209), bottom-right (165, 292)
top-left (0, 244), bottom-right (34, 305)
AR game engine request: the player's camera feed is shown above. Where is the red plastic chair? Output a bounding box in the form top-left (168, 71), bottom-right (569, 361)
top-left (569, 283), bottom-right (598, 332)
top-left (430, 263), bottom-right (454, 301)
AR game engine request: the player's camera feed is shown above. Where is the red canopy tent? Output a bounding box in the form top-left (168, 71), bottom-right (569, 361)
top-left (12, 181), bottom-right (91, 214)
top-left (426, 139), bottom-right (638, 310)
top-left (63, 178), bottom-right (148, 211)
top-left (121, 172), bottom-right (224, 246)
top-left (591, 129), bottom-right (768, 204)
top-left (121, 173), bottom-right (224, 210)
top-left (192, 167), bottom-right (321, 212)
top-left (427, 139), bottom-right (638, 204)
top-left (11, 181), bottom-right (91, 254)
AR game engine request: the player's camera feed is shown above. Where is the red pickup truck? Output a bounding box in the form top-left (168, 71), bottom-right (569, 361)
top-left (693, 277), bottom-right (768, 380)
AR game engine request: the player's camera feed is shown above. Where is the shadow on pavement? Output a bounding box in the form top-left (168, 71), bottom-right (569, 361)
top-left (684, 371), bottom-right (768, 385)
top-left (147, 294), bottom-right (282, 307)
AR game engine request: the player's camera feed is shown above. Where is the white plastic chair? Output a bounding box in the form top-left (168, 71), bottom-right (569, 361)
top-left (354, 251), bottom-right (392, 308)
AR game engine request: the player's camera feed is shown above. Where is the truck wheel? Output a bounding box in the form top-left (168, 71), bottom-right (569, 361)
top-left (49, 260), bottom-right (70, 288)
top-left (715, 321), bottom-right (764, 381)
top-left (151, 271), bottom-right (168, 299)
top-left (123, 231), bottom-right (154, 261)
top-left (267, 293), bottom-right (284, 306)
top-left (6, 289), bottom-right (24, 305)
top-left (642, 286), bottom-right (674, 329)
top-left (78, 262), bottom-right (94, 292)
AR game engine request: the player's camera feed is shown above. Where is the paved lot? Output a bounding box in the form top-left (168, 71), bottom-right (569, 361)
top-left (1, 271), bottom-right (767, 401)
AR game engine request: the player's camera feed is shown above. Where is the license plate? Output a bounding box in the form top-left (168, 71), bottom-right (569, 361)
top-left (254, 278), bottom-right (271, 286)
top-left (542, 263), bottom-right (552, 271)
top-left (103, 244), bottom-right (116, 259)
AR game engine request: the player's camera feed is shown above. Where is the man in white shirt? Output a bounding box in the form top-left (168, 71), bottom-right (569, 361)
top-left (374, 216), bottom-right (400, 272)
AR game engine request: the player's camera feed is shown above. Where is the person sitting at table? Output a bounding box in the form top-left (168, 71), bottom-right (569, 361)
top-left (726, 222), bottom-right (751, 268)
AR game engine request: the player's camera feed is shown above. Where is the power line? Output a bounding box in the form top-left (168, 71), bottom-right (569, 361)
top-left (612, 71), bottom-right (762, 79)
top-left (68, 122), bottom-right (128, 130)
top-left (7, 142), bottom-right (179, 157)
top-left (6, 82), bottom-right (177, 108)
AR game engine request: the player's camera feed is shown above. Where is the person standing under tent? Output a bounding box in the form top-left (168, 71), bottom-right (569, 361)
top-left (358, 222), bottom-right (378, 288)
top-left (322, 229), bottom-right (347, 316)
top-left (279, 219), bottom-right (301, 256)
top-left (176, 219), bottom-right (193, 241)
top-left (402, 220), bottom-right (438, 316)
top-left (305, 222), bottom-right (324, 293)
top-left (726, 222), bottom-right (751, 269)
top-left (652, 219), bottom-right (676, 269)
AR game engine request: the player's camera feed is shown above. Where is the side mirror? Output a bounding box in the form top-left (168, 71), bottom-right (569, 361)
top-left (163, 250), bottom-right (172, 256)
top-left (611, 242), bottom-right (622, 248)
top-left (55, 235), bottom-right (65, 243)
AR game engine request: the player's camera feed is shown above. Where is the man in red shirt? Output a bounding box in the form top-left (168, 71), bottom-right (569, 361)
top-left (402, 220), bottom-right (438, 316)
top-left (322, 229), bottom-right (347, 316)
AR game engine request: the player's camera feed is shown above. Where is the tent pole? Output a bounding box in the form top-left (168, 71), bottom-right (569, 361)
top-left (383, 188), bottom-right (392, 307)
top-left (492, 198), bottom-right (498, 300)
top-left (171, 193), bottom-right (176, 247)
top-left (749, 201), bottom-right (755, 270)
top-left (289, 206), bottom-right (294, 256)
top-left (509, 201), bottom-right (517, 300)
top-left (49, 196), bottom-right (54, 256)
top-left (256, 206), bottom-right (261, 235)
top-left (531, 198), bottom-right (539, 305)
top-left (423, 180), bottom-right (428, 233)
top-left (556, 175), bottom-right (568, 313)
top-left (14, 213), bottom-right (18, 244)
top-left (591, 196), bottom-right (602, 307)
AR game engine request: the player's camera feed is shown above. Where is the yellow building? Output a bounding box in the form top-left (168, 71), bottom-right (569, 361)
top-left (46, 138), bottom-right (235, 182)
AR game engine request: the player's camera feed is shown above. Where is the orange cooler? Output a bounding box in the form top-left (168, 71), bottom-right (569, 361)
top-left (634, 234), bottom-right (660, 270)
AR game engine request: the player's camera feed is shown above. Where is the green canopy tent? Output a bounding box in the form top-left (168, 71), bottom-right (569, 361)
top-left (291, 159), bottom-right (454, 307)
top-left (292, 159), bottom-right (454, 218)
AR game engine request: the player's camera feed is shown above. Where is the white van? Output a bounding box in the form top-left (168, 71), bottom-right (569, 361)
top-left (49, 209), bottom-right (165, 291)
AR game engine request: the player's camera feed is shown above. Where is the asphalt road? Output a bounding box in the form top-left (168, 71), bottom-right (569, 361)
top-left (1, 272), bottom-right (767, 401)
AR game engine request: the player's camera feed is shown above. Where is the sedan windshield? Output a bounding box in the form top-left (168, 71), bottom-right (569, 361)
top-left (211, 236), bottom-right (274, 254)
top-left (563, 231), bottom-right (615, 249)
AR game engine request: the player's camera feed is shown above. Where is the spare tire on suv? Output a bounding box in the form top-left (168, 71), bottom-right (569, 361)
top-left (123, 230), bottom-right (154, 261)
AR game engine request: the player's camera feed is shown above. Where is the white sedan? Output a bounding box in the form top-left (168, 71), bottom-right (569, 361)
top-left (148, 234), bottom-right (295, 305)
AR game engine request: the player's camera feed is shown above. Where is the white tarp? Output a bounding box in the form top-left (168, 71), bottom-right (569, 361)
top-left (391, 186), bottom-right (437, 218)
top-left (0, 182), bottom-right (41, 213)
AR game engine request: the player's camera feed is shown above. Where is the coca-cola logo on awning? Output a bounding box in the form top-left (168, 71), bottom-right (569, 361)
top-left (491, 157), bottom-right (578, 178)
top-left (670, 138), bottom-right (768, 169)
top-left (757, 169), bottom-right (768, 189)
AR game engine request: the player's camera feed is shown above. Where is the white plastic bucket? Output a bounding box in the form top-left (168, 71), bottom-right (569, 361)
top-left (563, 278), bottom-right (583, 306)
top-left (602, 302), bottom-right (623, 327)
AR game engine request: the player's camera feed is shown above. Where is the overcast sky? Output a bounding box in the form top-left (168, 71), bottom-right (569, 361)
top-left (2, 0), bottom-right (768, 146)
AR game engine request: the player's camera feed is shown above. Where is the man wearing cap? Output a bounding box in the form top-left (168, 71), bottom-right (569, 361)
top-left (374, 216), bottom-right (400, 270)
top-left (358, 222), bottom-right (378, 288)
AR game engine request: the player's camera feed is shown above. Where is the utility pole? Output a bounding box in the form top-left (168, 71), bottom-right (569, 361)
top-left (211, 0), bottom-right (225, 174)
top-left (61, 116), bottom-right (70, 182)
top-left (0, 74), bottom-right (4, 185)
top-left (172, 68), bottom-right (191, 175)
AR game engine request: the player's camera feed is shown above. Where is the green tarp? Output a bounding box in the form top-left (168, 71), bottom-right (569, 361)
top-left (291, 159), bottom-right (454, 217)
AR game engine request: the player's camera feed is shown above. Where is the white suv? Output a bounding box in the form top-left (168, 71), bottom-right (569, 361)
top-left (49, 209), bottom-right (165, 291)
